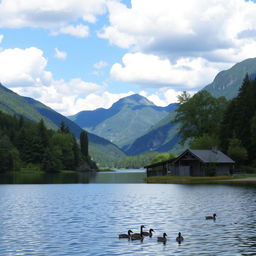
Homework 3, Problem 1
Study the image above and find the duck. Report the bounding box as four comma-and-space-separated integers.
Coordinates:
119, 229, 133, 239
176, 232, 184, 243
205, 213, 217, 220
131, 225, 145, 241
142, 228, 154, 237
131, 233, 144, 241
157, 232, 167, 242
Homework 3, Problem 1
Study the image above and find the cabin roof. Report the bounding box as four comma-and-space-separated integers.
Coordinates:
144, 149, 235, 168
173, 149, 235, 164
144, 157, 177, 168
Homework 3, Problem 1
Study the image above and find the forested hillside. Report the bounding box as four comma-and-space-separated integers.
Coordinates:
173, 75, 256, 167
0, 111, 96, 172
0, 83, 126, 168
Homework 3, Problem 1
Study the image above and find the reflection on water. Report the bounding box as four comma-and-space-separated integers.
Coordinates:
0, 183, 255, 255
0, 169, 146, 184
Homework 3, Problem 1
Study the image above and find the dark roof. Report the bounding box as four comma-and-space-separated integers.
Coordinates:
174, 149, 235, 164
144, 157, 177, 168
144, 149, 235, 169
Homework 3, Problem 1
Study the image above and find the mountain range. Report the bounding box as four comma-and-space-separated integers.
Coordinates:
70, 57, 256, 156
1, 57, 256, 167
0, 84, 125, 167
69, 94, 176, 150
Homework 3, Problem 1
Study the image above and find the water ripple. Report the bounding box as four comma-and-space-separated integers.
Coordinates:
0, 184, 256, 255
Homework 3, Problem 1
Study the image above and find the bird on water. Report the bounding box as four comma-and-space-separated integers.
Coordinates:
118, 230, 133, 239
205, 213, 217, 220
176, 232, 184, 243
157, 233, 167, 243
131, 225, 145, 241
142, 228, 154, 237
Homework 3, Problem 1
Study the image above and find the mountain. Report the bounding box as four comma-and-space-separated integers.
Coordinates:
0, 83, 125, 167
204, 58, 256, 99
0, 83, 57, 129
69, 94, 177, 149
126, 58, 256, 155
124, 109, 186, 156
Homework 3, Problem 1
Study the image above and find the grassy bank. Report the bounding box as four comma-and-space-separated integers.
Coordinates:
145, 174, 256, 184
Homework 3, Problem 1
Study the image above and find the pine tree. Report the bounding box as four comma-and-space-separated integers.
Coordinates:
59, 120, 70, 133
80, 131, 88, 158
38, 119, 49, 148
220, 75, 256, 161
72, 137, 80, 168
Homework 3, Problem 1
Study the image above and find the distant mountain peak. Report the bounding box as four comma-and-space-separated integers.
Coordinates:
113, 94, 154, 108
204, 57, 256, 99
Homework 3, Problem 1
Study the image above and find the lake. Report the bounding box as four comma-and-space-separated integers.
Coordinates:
0, 170, 256, 255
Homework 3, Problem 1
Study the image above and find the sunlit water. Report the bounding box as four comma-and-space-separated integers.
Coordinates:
0, 171, 256, 255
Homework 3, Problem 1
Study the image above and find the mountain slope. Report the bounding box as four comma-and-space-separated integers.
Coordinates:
69, 94, 176, 148
0, 83, 56, 129
0, 84, 126, 167
24, 97, 126, 167
204, 58, 256, 99
125, 110, 185, 155
129, 58, 256, 156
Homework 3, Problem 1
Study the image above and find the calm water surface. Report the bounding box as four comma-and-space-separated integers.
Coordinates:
0, 171, 256, 255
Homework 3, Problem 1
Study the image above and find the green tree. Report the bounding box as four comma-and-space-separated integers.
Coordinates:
72, 136, 80, 168
52, 133, 78, 170
41, 147, 60, 172
177, 91, 191, 105
227, 138, 248, 163
0, 135, 20, 172
251, 114, 256, 148
219, 75, 256, 161
80, 131, 88, 158
174, 90, 228, 144
150, 153, 176, 164
189, 134, 220, 149
59, 120, 70, 133
38, 119, 49, 148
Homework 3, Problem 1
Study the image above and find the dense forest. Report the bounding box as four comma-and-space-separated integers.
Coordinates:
174, 74, 256, 169
114, 152, 176, 169
0, 111, 97, 172
114, 152, 158, 169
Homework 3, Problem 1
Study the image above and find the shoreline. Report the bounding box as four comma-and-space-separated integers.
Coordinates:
145, 175, 256, 184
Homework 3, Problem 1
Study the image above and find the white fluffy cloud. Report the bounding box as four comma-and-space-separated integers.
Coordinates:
14, 85, 134, 115
102, 0, 256, 58
0, 47, 52, 87
54, 48, 67, 59
66, 91, 134, 113
0, 46, 110, 115
0, 34, 3, 43
111, 52, 228, 88
103, 0, 256, 89
140, 88, 197, 107
53, 24, 90, 38
0, 0, 107, 29
0, 46, 197, 115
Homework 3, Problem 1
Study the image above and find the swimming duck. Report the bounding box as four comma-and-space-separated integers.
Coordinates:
157, 233, 167, 242
176, 232, 184, 243
131, 225, 145, 240
142, 228, 154, 237
205, 213, 217, 220
119, 229, 133, 238
131, 233, 144, 241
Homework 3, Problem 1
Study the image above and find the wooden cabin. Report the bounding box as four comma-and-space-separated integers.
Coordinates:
144, 158, 177, 177
145, 149, 235, 177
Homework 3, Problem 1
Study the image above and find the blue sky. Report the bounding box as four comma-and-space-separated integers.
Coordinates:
1, 0, 256, 115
